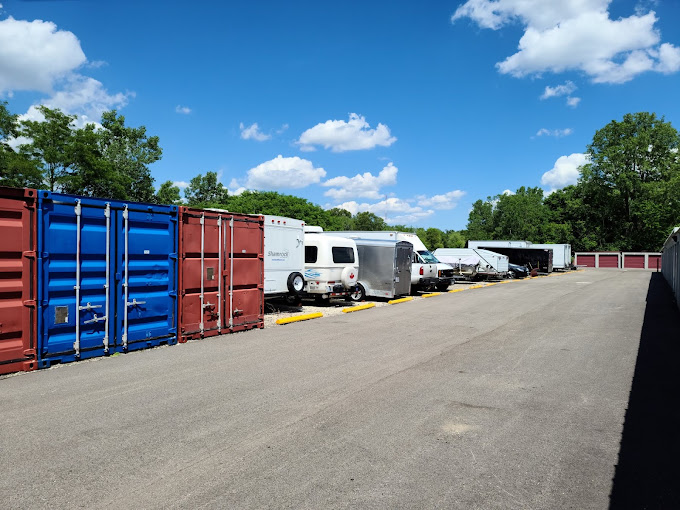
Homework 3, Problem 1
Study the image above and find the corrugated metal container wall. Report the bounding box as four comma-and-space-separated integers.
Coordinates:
37, 191, 178, 367
0, 187, 38, 374
178, 208, 264, 341
661, 228, 680, 308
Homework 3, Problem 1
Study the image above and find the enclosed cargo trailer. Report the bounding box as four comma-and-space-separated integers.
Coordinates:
468, 245, 553, 273
178, 208, 264, 342
37, 191, 178, 367
0, 187, 38, 374
263, 215, 305, 299
531, 244, 572, 270
345, 239, 412, 301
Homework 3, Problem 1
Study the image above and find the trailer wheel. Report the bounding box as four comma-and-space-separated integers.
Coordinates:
287, 272, 305, 294
349, 284, 366, 302
435, 282, 450, 292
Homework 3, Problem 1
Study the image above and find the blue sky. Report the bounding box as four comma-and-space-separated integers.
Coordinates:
1, 0, 679, 229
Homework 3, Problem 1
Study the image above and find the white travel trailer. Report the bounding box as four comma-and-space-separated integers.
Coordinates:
303, 227, 359, 301
467, 240, 530, 249
263, 215, 305, 299
325, 231, 446, 291
434, 248, 509, 280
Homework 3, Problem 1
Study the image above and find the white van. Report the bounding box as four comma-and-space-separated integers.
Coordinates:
325, 231, 445, 292
303, 227, 359, 301
263, 215, 306, 299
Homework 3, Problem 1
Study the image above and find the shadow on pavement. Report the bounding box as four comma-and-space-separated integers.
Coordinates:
609, 273, 680, 509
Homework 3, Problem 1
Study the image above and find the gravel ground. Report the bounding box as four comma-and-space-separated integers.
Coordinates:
263, 280, 495, 328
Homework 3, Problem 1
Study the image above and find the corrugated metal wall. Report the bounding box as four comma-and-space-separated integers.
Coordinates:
661, 228, 680, 309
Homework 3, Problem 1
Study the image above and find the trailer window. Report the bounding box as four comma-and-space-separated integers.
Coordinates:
332, 247, 355, 263
305, 246, 318, 263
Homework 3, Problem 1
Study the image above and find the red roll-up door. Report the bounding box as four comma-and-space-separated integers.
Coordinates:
599, 254, 619, 268
623, 255, 645, 268
576, 254, 596, 267
647, 255, 661, 270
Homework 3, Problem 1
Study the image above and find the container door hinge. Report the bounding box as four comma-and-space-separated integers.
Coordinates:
168, 291, 177, 297
23, 251, 36, 259
23, 300, 36, 308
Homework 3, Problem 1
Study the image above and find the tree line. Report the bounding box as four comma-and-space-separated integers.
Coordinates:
2, 100, 679, 251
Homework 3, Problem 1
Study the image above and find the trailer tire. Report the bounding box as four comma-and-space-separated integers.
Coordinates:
287, 272, 305, 294
436, 282, 450, 292
349, 284, 366, 302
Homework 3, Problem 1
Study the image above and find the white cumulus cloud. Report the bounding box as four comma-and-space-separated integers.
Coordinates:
0, 16, 86, 94
334, 197, 434, 225
452, 1, 680, 84
322, 162, 398, 201
541, 153, 589, 191
175, 105, 191, 114
416, 190, 466, 210
297, 113, 396, 152
566, 96, 581, 107
245, 155, 326, 190
240, 122, 271, 141
540, 81, 577, 99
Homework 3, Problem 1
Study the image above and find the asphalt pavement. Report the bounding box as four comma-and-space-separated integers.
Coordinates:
1, 270, 674, 509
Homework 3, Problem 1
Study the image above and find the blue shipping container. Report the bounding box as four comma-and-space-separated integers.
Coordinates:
37, 191, 178, 367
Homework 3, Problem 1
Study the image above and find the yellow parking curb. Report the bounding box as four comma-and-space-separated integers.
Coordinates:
448, 288, 466, 293
388, 296, 413, 304
342, 303, 376, 313
276, 312, 323, 325
484, 282, 498, 287
468, 285, 483, 289
421, 292, 441, 298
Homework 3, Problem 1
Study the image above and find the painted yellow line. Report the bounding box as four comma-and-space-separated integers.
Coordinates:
342, 303, 376, 313
275, 312, 323, 325
468, 285, 483, 289
484, 282, 499, 287
448, 288, 466, 293
421, 292, 441, 298
388, 296, 413, 304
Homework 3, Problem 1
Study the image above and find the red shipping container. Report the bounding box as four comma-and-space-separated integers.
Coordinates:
0, 187, 38, 374
178, 208, 264, 341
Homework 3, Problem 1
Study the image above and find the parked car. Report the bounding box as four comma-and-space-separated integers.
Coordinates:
507, 262, 529, 279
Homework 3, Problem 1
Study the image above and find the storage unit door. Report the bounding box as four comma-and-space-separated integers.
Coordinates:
0, 188, 38, 374
648, 255, 661, 270
38, 197, 113, 366
225, 215, 264, 332
178, 209, 222, 341
599, 254, 619, 268
117, 205, 177, 351
623, 255, 645, 269
576, 254, 596, 267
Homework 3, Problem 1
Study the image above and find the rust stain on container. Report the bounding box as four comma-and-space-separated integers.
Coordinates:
178, 208, 264, 341
0, 187, 38, 374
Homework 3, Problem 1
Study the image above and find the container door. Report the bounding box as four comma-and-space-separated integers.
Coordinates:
178, 210, 222, 340
0, 189, 37, 374
577, 254, 596, 267
117, 205, 177, 351
394, 244, 412, 296
38, 198, 112, 366
225, 216, 263, 331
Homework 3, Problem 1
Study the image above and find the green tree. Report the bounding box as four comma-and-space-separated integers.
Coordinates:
581, 112, 680, 250
0, 101, 42, 188
98, 110, 161, 202
155, 180, 182, 205
184, 171, 228, 206
353, 211, 387, 231
19, 105, 76, 190
325, 207, 354, 230
465, 199, 494, 240
444, 230, 466, 248
492, 187, 548, 241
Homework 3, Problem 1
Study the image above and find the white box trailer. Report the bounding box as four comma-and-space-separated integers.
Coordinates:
467, 240, 530, 249
346, 239, 412, 301
434, 248, 509, 279
530, 244, 572, 270
325, 231, 445, 291
263, 215, 305, 298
